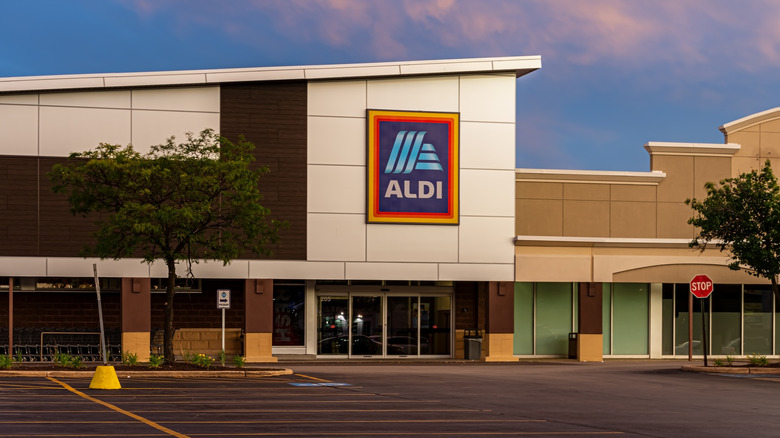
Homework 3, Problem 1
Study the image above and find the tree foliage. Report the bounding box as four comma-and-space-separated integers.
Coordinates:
49, 129, 283, 363
687, 160, 780, 297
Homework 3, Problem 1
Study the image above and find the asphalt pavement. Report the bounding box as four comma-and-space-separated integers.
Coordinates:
0, 360, 777, 438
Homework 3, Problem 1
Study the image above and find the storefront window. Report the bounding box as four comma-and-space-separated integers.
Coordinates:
535, 283, 573, 355
612, 283, 648, 355
272, 283, 305, 346
662, 284, 674, 355
513, 283, 534, 355
776, 293, 780, 355
674, 284, 703, 355
744, 286, 773, 355
9, 277, 120, 292
602, 283, 611, 355
711, 284, 741, 355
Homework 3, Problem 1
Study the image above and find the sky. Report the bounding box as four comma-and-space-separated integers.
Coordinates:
2, 0, 779, 171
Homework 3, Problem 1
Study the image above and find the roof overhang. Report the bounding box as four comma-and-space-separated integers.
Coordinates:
719, 107, 780, 135
0, 55, 542, 94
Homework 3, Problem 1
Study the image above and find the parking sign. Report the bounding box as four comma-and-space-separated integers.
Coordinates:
217, 289, 231, 309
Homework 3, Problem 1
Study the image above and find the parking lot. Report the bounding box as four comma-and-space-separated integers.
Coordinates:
0, 361, 779, 437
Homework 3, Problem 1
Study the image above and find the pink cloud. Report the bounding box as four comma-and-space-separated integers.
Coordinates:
115, 0, 780, 77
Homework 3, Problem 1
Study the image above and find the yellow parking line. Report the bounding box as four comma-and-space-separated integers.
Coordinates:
294, 373, 332, 382
47, 377, 190, 438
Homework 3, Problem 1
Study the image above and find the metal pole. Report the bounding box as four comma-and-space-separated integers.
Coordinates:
221, 308, 226, 353
688, 292, 693, 361
8, 277, 13, 358
93, 264, 108, 365
701, 297, 708, 367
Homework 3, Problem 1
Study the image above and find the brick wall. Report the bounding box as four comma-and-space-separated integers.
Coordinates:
220, 81, 307, 260
149, 279, 247, 331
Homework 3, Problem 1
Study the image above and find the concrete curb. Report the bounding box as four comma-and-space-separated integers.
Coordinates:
681, 365, 780, 374
0, 368, 293, 378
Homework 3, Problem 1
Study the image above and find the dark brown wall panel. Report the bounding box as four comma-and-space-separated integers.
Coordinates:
487, 282, 515, 334
578, 282, 603, 334
38, 157, 100, 257
0, 157, 39, 256
455, 281, 485, 331
220, 82, 307, 260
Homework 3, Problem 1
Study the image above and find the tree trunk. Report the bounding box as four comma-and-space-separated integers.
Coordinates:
772, 276, 780, 301
163, 258, 177, 364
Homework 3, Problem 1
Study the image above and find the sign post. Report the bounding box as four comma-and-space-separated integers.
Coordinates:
217, 289, 231, 354
690, 275, 714, 367
89, 264, 121, 389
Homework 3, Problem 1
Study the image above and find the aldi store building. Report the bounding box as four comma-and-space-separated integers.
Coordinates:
0, 55, 777, 362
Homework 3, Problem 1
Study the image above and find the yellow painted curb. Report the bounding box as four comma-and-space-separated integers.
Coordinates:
89, 365, 122, 390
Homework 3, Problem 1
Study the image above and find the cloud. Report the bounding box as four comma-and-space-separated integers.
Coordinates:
113, 0, 780, 83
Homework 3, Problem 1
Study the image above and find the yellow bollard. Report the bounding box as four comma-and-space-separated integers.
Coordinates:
89, 365, 121, 390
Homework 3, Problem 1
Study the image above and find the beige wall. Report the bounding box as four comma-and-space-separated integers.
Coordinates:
515, 244, 766, 284
514, 107, 780, 284
516, 175, 662, 239
722, 108, 780, 177
516, 143, 738, 241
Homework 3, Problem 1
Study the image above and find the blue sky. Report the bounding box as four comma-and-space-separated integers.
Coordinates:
2, 0, 778, 171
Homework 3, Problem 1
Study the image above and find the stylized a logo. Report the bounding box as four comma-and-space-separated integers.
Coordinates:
384, 131, 443, 174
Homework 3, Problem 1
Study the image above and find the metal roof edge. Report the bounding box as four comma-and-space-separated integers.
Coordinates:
0, 55, 542, 93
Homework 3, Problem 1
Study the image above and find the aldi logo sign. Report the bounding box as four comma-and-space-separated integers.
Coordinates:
367, 109, 459, 224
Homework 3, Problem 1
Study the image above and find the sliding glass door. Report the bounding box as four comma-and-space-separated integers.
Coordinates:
317, 292, 451, 358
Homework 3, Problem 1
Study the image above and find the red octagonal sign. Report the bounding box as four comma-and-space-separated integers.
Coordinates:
690, 274, 714, 298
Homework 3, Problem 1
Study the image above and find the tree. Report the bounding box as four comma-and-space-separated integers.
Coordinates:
687, 160, 780, 298
49, 129, 283, 364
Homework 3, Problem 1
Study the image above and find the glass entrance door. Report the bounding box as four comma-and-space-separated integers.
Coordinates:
317, 291, 451, 357
317, 296, 349, 355
387, 296, 418, 355
351, 296, 383, 356
420, 295, 451, 355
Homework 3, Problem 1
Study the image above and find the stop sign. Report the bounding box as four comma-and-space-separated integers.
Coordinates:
690, 274, 714, 298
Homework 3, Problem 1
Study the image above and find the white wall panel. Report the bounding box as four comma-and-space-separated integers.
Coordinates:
367, 76, 459, 112
182, 260, 249, 278
307, 165, 364, 213
460, 122, 515, 170
40, 106, 131, 156
308, 213, 366, 261
345, 262, 439, 281
46, 258, 151, 278
460, 74, 515, 123
0, 257, 47, 276
131, 110, 219, 152
40, 90, 130, 109
308, 80, 366, 117
366, 224, 458, 262
459, 169, 515, 217
438, 263, 514, 281
0, 104, 38, 156
132, 86, 220, 112
250, 260, 346, 280
308, 116, 365, 165
458, 216, 515, 263
0, 95, 37, 105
